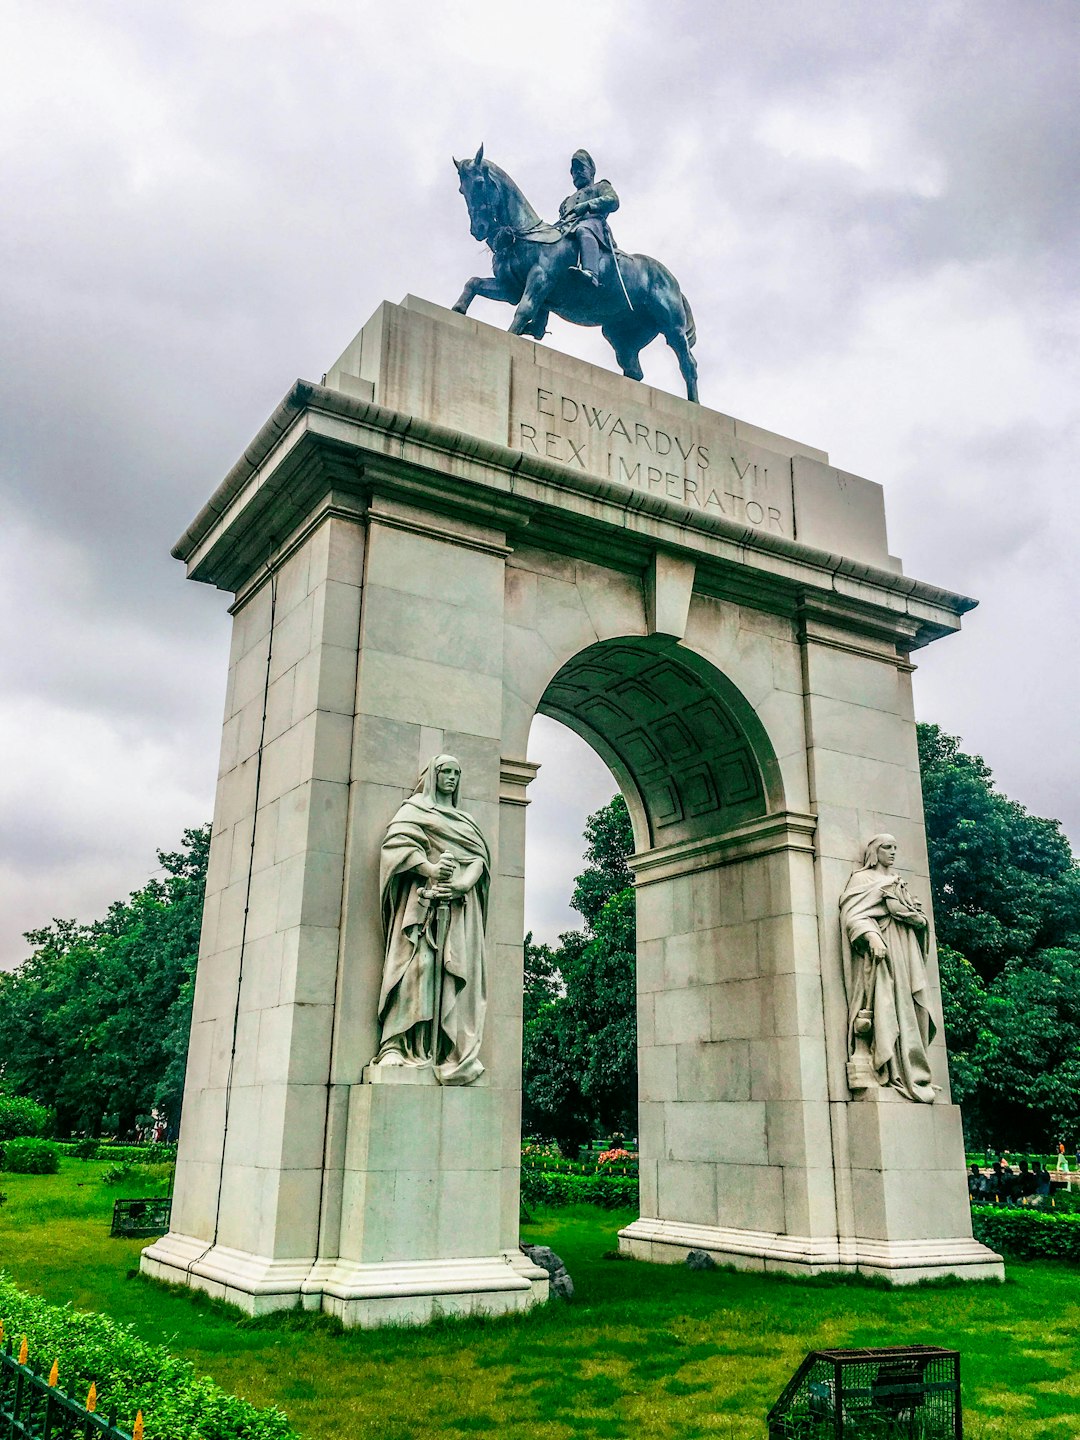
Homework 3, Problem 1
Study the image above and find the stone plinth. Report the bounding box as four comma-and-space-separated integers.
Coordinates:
147, 296, 1000, 1322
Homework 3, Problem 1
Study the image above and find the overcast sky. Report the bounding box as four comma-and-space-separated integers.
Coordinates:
1, 0, 1077, 966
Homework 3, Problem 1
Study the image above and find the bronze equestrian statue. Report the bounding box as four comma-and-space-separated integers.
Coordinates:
452, 146, 699, 403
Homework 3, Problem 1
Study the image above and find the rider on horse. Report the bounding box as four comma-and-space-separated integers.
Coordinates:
556, 150, 619, 287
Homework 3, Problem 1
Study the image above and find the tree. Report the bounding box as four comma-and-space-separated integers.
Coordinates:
974, 948, 1080, 1146
0, 826, 208, 1137
522, 931, 562, 1027
522, 795, 637, 1151
918, 723, 1080, 983
570, 794, 634, 929
918, 724, 1080, 1146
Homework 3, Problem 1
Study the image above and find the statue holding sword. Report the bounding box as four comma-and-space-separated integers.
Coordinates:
372, 755, 491, 1085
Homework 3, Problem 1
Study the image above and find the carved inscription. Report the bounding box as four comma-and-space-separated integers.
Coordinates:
514, 385, 788, 534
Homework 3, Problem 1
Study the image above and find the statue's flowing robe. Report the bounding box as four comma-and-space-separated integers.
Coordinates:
839, 869, 936, 1103
377, 791, 490, 1085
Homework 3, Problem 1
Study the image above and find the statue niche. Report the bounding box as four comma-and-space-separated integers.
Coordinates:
371, 755, 491, 1086
840, 834, 938, 1103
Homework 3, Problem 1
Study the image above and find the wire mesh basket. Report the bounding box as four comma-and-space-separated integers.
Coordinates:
767, 1346, 961, 1439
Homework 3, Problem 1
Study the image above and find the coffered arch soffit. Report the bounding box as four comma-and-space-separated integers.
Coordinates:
536, 637, 784, 850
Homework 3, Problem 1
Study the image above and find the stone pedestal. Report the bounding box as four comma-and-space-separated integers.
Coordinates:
146, 296, 1001, 1322
303, 1071, 544, 1325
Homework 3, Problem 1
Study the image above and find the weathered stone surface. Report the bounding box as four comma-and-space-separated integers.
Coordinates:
150, 297, 999, 1325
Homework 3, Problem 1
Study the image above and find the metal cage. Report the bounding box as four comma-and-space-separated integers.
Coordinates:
109, 1197, 172, 1239
767, 1346, 962, 1440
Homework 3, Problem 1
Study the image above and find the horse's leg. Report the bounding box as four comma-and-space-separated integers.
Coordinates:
652, 285, 699, 402
452, 275, 518, 315
666, 323, 699, 403
602, 323, 648, 383
508, 255, 559, 336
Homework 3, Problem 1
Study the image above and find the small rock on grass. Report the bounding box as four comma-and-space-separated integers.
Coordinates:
521, 1243, 575, 1300
685, 1249, 717, 1271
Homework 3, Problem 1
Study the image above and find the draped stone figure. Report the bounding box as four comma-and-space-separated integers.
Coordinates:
839, 834, 938, 1103
372, 755, 491, 1085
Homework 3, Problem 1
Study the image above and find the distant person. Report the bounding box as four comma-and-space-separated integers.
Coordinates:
990, 1161, 1006, 1203
1057, 1143, 1069, 1172
1019, 1159, 1036, 1200
1035, 1162, 1052, 1201
968, 1164, 988, 1202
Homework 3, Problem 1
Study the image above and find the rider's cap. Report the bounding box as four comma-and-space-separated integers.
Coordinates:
571, 149, 595, 171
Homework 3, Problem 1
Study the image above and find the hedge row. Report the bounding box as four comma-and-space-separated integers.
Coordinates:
0, 1138, 60, 1174
971, 1205, 1080, 1262
55, 1141, 177, 1164
0, 1276, 297, 1440
521, 1169, 638, 1210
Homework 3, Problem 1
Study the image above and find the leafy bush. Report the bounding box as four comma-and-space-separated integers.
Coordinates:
0, 1275, 297, 1439
101, 1162, 135, 1186
521, 1168, 637, 1210
972, 1205, 1080, 1261
1, 1139, 60, 1174
71, 1138, 100, 1160
0, 1095, 55, 1141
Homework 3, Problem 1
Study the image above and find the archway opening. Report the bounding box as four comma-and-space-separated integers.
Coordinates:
520, 636, 783, 1172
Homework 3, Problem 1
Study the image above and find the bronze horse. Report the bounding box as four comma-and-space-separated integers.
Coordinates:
452, 147, 699, 403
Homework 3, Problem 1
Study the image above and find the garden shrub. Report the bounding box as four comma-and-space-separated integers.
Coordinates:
521, 1168, 637, 1210
1, 1139, 61, 1174
0, 1095, 54, 1141
971, 1205, 1080, 1261
0, 1275, 297, 1440
71, 1138, 101, 1160
55, 1141, 177, 1165
101, 1162, 136, 1186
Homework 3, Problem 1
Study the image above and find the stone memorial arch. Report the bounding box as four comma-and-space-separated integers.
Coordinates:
142, 297, 1002, 1324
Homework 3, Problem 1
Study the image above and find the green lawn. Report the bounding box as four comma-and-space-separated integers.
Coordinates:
1, 1159, 1078, 1438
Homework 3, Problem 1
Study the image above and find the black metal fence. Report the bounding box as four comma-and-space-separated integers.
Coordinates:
768, 1346, 962, 1439
109, 1197, 171, 1239
0, 1341, 133, 1439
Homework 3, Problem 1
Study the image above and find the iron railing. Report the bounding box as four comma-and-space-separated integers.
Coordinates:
0, 1341, 132, 1439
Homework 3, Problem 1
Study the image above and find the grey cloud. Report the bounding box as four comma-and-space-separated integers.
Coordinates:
0, 0, 1077, 967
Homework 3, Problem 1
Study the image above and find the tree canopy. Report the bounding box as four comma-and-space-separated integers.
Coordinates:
0, 827, 208, 1137
918, 723, 1080, 982
919, 725, 1080, 1144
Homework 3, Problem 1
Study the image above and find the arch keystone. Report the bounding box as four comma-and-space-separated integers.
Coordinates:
646, 552, 695, 640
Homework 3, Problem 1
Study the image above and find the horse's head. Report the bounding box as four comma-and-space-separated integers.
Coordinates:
453, 144, 500, 244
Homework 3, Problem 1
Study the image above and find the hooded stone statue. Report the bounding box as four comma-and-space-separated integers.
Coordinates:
839, 834, 937, 1103
372, 755, 491, 1085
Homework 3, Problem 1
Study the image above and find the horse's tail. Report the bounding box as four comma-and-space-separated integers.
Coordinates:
683, 295, 697, 349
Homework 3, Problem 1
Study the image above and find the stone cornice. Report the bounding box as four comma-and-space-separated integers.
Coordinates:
173, 380, 976, 647
628, 810, 817, 886
499, 759, 541, 807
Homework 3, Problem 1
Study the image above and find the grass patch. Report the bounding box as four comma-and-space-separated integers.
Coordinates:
1, 1163, 1078, 1437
